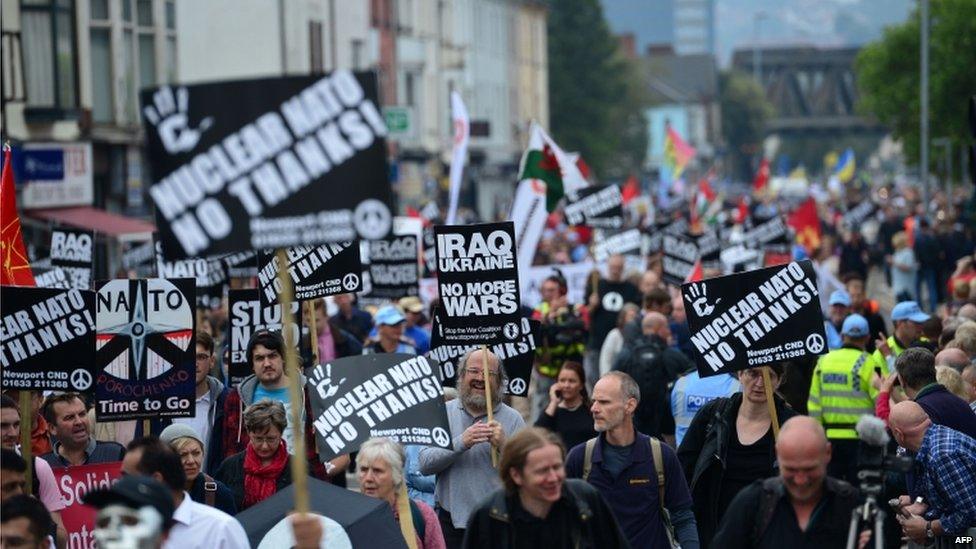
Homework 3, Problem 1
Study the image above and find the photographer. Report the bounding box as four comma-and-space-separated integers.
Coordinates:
889, 401, 976, 545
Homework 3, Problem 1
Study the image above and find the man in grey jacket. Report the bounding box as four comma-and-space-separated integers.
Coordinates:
418, 349, 525, 549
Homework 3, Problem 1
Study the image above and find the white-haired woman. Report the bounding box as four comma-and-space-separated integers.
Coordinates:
357, 438, 446, 549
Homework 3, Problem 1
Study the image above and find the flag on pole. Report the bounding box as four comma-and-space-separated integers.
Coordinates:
752, 158, 770, 191
1, 146, 36, 286
445, 91, 469, 225
833, 148, 856, 184
735, 196, 749, 225
788, 197, 822, 255
685, 259, 703, 283
663, 125, 695, 181
621, 175, 640, 205
517, 122, 588, 212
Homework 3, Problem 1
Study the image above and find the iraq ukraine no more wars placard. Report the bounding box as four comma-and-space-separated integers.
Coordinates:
434, 222, 521, 345
682, 260, 827, 377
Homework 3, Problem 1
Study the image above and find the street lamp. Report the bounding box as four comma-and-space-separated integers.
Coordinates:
753, 11, 768, 87
920, 0, 930, 214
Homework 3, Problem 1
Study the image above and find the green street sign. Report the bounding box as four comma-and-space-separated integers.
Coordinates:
383, 107, 411, 135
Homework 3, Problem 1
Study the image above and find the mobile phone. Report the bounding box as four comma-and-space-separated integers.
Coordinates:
555, 389, 563, 400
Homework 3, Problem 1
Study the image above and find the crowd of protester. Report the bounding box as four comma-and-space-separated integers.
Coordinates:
3, 188, 976, 549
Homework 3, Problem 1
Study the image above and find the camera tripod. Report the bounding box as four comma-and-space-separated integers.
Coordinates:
846, 492, 886, 549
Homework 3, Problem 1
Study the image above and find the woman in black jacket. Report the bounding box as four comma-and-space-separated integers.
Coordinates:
676, 364, 796, 548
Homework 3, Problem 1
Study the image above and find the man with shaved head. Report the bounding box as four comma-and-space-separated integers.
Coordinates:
935, 347, 971, 373
889, 401, 976, 544
712, 416, 862, 547
612, 311, 694, 445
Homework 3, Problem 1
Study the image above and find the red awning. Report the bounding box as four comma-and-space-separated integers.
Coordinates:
27, 206, 156, 238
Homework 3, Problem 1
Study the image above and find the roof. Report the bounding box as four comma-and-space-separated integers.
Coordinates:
640, 53, 718, 104
27, 206, 156, 239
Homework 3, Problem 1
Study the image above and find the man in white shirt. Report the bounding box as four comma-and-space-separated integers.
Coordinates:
121, 437, 249, 549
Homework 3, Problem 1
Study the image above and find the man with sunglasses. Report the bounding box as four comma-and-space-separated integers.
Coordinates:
418, 349, 525, 549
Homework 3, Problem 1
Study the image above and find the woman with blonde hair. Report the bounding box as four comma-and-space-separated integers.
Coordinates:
936, 366, 969, 400
159, 423, 237, 515
890, 231, 918, 302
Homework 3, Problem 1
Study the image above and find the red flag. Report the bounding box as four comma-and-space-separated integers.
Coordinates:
685, 259, 703, 283
621, 175, 640, 205
1, 147, 35, 286
752, 159, 770, 191
405, 205, 422, 218
576, 157, 592, 181
735, 197, 749, 225
788, 198, 822, 254
698, 178, 717, 202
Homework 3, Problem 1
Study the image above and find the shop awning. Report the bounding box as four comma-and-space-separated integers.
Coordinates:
27, 206, 156, 240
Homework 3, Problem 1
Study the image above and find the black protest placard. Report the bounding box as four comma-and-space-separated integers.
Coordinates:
564, 185, 623, 229
421, 226, 436, 278
434, 222, 520, 345
257, 243, 362, 307
155, 241, 225, 309
50, 228, 93, 290
33, 266, 70, 289
228, 289, 302, 386
223, 251, 258, 279
94, 278, 196, 420
593, 229, 642, 262
682, 260, 827, 377
741, 216, 790, 248
842, 201, 877, 230
663, 233, 699, 285
694, 230, 722, 271
367, 235, 418, 300
427, 313, 539, 396
306, 354, 450, 461
142, 71, 393, 260
120, 240, 157, 277
1, 287, 96, 392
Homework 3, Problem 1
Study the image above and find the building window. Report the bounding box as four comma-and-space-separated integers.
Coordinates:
404, 72, 415, 107
163, 1, 176, 83
351, 38, 364, 71
21, 0, 78, 113
309, 21, 323, 73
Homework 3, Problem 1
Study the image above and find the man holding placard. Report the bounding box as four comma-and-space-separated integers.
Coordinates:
418, 349, 524, 549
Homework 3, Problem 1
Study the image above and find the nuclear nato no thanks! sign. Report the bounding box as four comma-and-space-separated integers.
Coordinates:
681, 260, 828, 377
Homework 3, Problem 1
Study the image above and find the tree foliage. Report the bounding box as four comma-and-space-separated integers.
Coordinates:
855, 0, 976, 167
547, 0, 647, 179
719, 70, 774, 181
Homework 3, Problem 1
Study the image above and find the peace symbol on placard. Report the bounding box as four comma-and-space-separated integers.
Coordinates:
805, 334, 825, 354
70, 369, 92, 391
508, 378, 527, 395
431, 427, 450, 447
342, 273, 360, 291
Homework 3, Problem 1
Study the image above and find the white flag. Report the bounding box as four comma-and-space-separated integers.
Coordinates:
445, 92, 470, 225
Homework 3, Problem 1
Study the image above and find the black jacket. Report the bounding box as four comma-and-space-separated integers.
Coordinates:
676, 393, 797, 547
213, 451, 294, 511
613, 334, 694, 438
462, 479, 630, 549
187, 470, 237, 516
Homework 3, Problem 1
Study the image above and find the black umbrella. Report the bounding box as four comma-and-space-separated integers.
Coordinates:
236, 477, 407, 549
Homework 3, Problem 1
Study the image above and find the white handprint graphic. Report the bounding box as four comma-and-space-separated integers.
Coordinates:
143, 86, 213, 155
310, 362, 346, 400
686, 283, 721, 317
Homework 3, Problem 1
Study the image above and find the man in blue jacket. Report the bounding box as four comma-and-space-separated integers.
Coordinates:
172, 331, 227, 473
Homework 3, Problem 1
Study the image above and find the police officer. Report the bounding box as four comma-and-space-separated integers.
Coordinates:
807, 314, 883, 485
871, 301, 930, 375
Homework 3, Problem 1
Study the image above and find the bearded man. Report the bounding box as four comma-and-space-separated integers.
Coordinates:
418, 349, 525, 549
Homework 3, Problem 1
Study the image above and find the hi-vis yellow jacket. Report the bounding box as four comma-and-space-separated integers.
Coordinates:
808, 346, 882, 439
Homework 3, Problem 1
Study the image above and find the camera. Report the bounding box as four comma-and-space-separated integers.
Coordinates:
855, 416, 913, 497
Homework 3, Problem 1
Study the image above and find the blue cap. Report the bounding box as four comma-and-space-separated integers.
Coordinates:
841, 314, 870, 337
829, 290, 851, 307
374, 305, 406, 326
891, 301, 930, 323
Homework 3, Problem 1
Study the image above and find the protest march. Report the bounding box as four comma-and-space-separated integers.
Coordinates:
2, 2, 976, 548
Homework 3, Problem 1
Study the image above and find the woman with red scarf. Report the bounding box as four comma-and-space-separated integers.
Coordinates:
214, 400, 294, 511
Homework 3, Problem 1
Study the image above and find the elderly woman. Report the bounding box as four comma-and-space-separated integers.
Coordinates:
159, 424, 237, 515
215, 400, 293, 511
356, 438, 445, 549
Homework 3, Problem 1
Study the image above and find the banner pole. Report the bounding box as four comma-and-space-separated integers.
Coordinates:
276, 248, 310, 513
761, 367, 780, 439
307, 301, 319, 365
143, 419, 151, 437
481, 345, 497, 468
19, 392, 33, 496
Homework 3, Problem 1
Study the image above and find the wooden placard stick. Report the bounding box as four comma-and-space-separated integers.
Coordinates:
276, 248, 310, 513
19, 392, 33, 495
481, 345, 498, 468
306, 301, 319, 365
761, 366, 781, 439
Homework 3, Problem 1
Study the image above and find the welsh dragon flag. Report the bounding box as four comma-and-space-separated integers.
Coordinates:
517, 123, 589, 212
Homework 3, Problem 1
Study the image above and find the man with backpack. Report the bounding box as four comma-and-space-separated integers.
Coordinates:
613, 312, 694, 446
565, 371, 699, 548
711, 416, 868, 548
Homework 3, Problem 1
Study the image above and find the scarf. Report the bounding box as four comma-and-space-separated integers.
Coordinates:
243, 440, 288, 508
